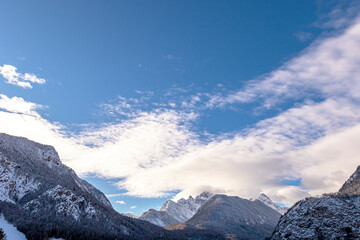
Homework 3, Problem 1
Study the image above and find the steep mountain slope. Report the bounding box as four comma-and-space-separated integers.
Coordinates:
0, 133, 224, 240
140, 192, 212, 226
339, 165, 360, 195
140, 209, 179, 227
255, 194, 288, 215
169, 194, 281, 240
269, 165, 360, 240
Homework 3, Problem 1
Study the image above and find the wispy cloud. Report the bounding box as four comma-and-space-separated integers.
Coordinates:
0, 64, 46, 88
207, 15, 360, 109
130, 206, 136, 209
116, 200, 126, 205
293, 31, 312, 42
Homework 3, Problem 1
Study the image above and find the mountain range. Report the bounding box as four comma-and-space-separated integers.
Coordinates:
167, 194, 281, 240
1, 133, 360, 240
139, 191, 287, 231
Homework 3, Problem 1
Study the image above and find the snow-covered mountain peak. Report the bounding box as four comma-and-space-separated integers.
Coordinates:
141, 191, 213, 226
255, 193, 288, 215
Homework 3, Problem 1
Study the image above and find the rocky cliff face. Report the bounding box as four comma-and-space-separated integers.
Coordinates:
269, 195, 360, 240
169, 194, 281, 240
270, 165, 360, 240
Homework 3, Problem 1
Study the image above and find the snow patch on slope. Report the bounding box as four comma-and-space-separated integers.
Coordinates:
0, 214, 27, 240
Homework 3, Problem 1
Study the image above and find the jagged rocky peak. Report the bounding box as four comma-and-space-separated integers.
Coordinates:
255, 193, 288, 215
140, 191, 213, 226
161, 191, 213, 220
338, 165, 360, 195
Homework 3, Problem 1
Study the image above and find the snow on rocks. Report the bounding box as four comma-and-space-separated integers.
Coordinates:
0, 214, 27, 240
140, 191, 213, 226
0, 153, 40, 203
24, 185, 96, 220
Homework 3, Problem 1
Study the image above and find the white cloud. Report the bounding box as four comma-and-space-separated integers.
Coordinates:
116, 200, 126, 205
0, 64, 45, 88
130, 206, 136, 209
0, 94, 43, 116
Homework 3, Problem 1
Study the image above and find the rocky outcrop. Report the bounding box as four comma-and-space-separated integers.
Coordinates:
270, 165, 360, 240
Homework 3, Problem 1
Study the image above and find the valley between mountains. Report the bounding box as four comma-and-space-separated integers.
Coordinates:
1, 133, 360, 240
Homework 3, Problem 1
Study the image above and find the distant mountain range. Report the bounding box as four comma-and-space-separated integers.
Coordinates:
1, 133, 359, 240
139, 191, 287, 240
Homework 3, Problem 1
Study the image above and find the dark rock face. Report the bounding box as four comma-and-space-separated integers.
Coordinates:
0, 133, 224, 240
169, 194, 281, 240
270, 165, 360, 240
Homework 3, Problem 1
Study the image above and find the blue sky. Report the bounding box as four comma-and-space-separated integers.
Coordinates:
1, 1, 360, 216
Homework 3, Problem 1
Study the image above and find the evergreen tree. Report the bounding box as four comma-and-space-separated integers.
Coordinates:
0, 228, 6, 240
